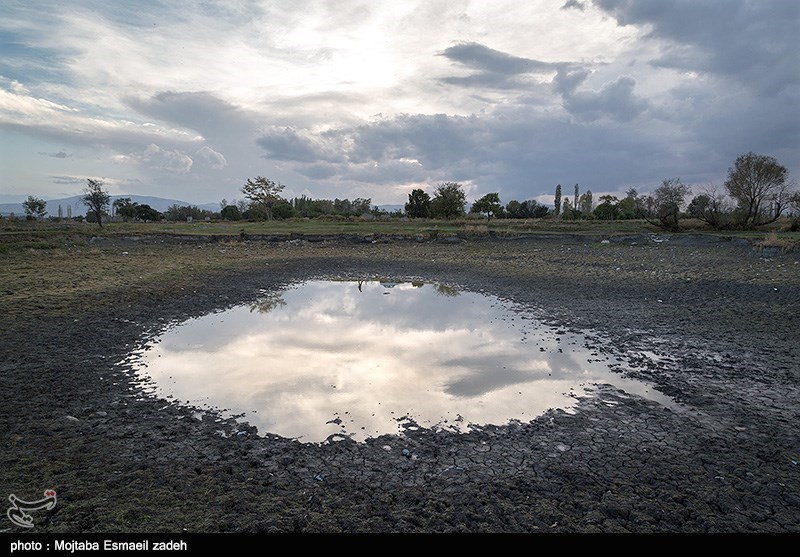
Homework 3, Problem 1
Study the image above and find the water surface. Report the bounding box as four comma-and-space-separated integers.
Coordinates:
133, 280, 672, 442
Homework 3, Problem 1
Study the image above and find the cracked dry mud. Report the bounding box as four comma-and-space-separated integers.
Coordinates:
1, 236, 798, 533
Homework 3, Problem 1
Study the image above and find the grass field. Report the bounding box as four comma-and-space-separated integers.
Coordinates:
1, 216, 796, 332
2, 215, 798, 244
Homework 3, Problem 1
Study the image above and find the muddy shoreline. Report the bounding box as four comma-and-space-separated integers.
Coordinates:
2, 237, 798, 532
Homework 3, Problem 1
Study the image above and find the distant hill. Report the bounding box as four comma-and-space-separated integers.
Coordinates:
0, 195, 219, 217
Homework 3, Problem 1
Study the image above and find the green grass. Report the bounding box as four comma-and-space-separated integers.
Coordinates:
2, 216, 798, 243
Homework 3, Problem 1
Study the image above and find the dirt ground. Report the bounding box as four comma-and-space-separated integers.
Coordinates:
1, 234, 798, 533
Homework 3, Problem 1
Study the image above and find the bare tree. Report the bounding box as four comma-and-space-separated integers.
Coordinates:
687, 184, 735, 229
790, 191, 800, 231
82, 179, 110, 228
634, 178, 691, 232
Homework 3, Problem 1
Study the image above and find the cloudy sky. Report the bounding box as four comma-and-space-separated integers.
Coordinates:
1, 0, 798, 206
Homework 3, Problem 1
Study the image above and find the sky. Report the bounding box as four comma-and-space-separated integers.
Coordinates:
1, 0, 798, 207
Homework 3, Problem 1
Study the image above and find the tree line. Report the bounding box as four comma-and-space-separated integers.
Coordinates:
13, 152, 798, 230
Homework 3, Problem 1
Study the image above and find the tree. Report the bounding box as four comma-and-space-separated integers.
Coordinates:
554, 184, 562, 216
724, 152, 790, 227
573, 184, 579, 211
527, 200, 550, 218
164, 204, 213, 221
351, 198, 372, 215
241, 176, 286, 221
470, 193, 503, 221
618, 189, 639, 219
135, 204, 161, 222
113, 197, 138, 219
429, 182, 466, 218
789, 192, 800, 231
593, 195, 619, 220
220, 205, 242, 221
272, 201, 294, 220
686, 185, 734, 229
505, 199, 549, 219
405, 189, 431, 218
82, 179, 110, 228
634, 178, 691, 232
22, 195, 47, 220
579, 190, 593, 216
561, 198, 572, 220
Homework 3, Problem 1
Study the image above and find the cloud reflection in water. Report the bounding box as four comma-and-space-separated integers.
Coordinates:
136, 280, 669, 442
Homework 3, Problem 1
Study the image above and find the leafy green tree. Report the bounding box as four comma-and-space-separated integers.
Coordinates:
593, 195, 619, 220
82, 178, 110, 228
528, 200, 550, 218
505, 200, 522, 218
430, 182, 466, 218
220, 205, 242, 220
618, 190, 638, 219
272, 201, 295, 220
579, 190, 593, 215
724, 152, 791, 227
470, 192, 503, 221
506, 199, 549, 219
405, 188, 431, 218
561, 198, 572, 220
164, 204, 213, 221
113, 197, 138, 219
351, 198, 372, 215
22, 195, 47, 220
135, 204, 161, 221
574, 184, 579, 211
241, 176, 286, 221
554, 184, 562, 216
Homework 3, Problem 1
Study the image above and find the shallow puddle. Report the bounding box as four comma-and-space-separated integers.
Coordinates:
132, 280, 673, 442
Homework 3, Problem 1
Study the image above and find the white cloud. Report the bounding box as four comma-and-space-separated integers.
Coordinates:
196, 146, 227, 170
114, 143, 193, 174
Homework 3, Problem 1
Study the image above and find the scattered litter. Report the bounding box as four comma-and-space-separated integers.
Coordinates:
402, 448, 411, 458
314, 474, 323, 482
236, 431, 248, 437
382, 445, 392, 452
64, 415, 80, 422
121, 252, 129, 255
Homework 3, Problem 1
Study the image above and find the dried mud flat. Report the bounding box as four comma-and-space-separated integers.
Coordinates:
1, 235, 798, 533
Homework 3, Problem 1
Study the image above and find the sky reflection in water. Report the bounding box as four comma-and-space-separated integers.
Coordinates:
135, 280, 671, 442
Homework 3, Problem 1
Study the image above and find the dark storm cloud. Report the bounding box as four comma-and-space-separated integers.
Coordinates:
593, 0, 800, 93
440, 42, 556, 75
256, 127, 343, 164
562, 76, 648, 122
283, 109, 677, 200
592, 0, 799, 178
439, 42, 566, 90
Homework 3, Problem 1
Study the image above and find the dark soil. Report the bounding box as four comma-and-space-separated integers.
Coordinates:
1, 235, 798, 533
